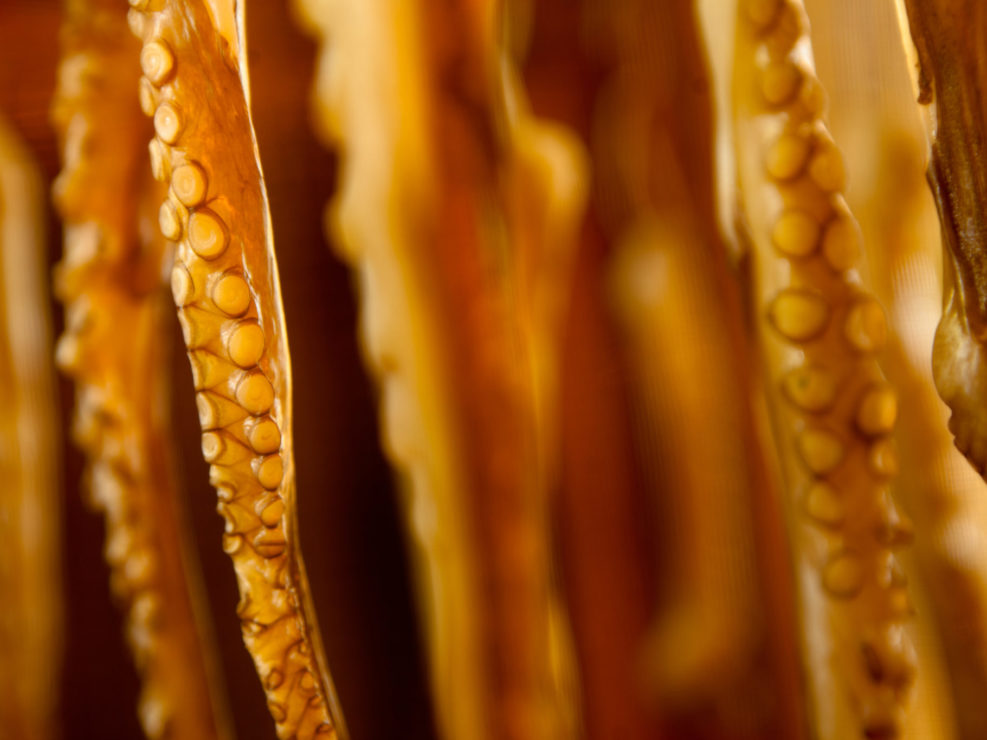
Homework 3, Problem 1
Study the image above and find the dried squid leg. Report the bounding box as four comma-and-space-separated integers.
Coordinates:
512, 1, 804, 736
591, 4, 794, 735
897, 0, 987, 475
716, 0, 916, 736
609, 215, 802, 737
0, 113, 61, 740
805, 2, 977, 736
51, 3, 231, 738
292, 0, 585, 737
125, 1, 345, 737
498, 8, 588, 736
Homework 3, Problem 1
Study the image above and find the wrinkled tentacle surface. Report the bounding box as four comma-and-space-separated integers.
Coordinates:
892, 2, 987, 734
725, 0, 916, 736
126, 1, 346, 737
0, 112, 61, 740
51, 2, 230, 737
899, 2, 987, 470
808, 2, 978, 735
293, 0, 585, 737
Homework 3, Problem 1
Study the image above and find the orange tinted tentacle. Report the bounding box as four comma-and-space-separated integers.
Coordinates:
127, 1, 346, 737
52, 2, 232, 737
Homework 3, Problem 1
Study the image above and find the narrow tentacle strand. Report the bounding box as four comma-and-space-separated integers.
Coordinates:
0, 112, 62, 740
896, 0, 987, 475
51, 2, 233, 738
593, 4, 793, 733
127, 1, 346, 737
721, 0, 917, 735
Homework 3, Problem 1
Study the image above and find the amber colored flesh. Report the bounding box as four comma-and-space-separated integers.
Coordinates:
128, 0, 346, 737
51, 2, 231, 738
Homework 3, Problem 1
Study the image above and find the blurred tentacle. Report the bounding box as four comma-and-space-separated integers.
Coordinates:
0, 112, 62, 740
292, 0, 587, 737
125, 1, 346, 737
51, 2, 233, 738
594, 3, 803, 737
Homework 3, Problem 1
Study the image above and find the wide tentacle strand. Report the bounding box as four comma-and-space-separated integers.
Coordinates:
50, 2, 231, 738
294, 3, 486, 734
126, 1, 346, 737
292, 0, 586, 737
0, 113, 62, 740
719, 0, 916, 736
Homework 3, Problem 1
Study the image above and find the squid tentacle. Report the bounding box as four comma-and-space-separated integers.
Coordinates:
726, 0, 916, 736
292, 0, 587, 737
51, 2, 232, 738
0, 113, 62, 740
897, 1, 987, 472
127, 1, 346, 737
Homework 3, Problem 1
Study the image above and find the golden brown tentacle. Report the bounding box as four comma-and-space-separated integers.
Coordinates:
299, 5, 488, 731
896, 2, 987, 471
293, 0, 586, 737
591, 5, 772, 729
514, 2, 805, 736
609, 216, 782, 726
0, 112, 62, 740
50, 3, 232, 738
718, 0, 916, 736
811, 1, 987, 735
576, 2, 795, 733
126, 1, 346, 737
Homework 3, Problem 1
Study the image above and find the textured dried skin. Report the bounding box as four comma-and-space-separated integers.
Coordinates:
721, 1, 916, 736
126, 1, 346, 738
896, 0, 987, 473
0, 114, 62, 740
292, 0, 584, 738
811, 1, 986, 735
50, 3, 231, 738
839, 128, 962, 740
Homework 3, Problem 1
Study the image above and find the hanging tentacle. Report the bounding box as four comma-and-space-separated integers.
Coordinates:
125, 1, 346, 737
594, 4, 797, 735
292, 0, 587, 737
51, 3, 232, 738
806, 2, 974, 736
714, 0, 917, 736
0, 112, 62, 740
896, 0, 987, 476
